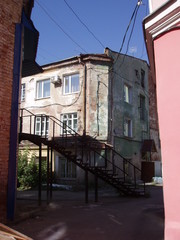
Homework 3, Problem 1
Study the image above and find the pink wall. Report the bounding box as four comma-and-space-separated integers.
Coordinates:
149, 0, 167, 13
154, 28, 180, 239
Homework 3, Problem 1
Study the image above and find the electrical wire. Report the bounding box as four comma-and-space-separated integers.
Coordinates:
35, 0, 87, 54
114, 2, 139, 64
117, 4, 140, 69
63, 0, 105, 49
141, 0, 148, 59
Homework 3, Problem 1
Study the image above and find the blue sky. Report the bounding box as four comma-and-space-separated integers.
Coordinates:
31, 0, 149, 66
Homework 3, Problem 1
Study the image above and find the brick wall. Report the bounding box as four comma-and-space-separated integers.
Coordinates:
0, 0, 23, 223
148, 71, 161, 161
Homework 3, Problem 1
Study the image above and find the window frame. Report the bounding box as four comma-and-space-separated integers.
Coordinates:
124, 118, 133, 138
141, 69, 145, 88
63, 73, 80, 95
61, 112, 78, 134
124, 84, 132, 104
35, 116, 49, 137
21, 83, 25, 102
36, 79, 50, 99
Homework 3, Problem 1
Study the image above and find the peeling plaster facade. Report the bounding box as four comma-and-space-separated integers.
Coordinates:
105, 48, 161, 174
20, 51, 161, 184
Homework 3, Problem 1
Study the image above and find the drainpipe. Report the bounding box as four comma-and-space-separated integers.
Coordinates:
78, 56, 87, 136
83, 64, 87, 136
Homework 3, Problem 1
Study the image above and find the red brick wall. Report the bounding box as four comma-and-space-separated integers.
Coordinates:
0, 0, 23, 223
148, 70, 161, 161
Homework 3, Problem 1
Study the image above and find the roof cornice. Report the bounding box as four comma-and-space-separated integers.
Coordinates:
144, 0, 180, 39
42, 54, 112, 71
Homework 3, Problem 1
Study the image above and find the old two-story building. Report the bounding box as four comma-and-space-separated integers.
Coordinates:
20, 48, 161, 186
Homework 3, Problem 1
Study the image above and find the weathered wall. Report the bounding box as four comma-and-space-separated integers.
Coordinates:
21, 58, 110, 183
86, 62, 109, 139
21, 60, 110, 140
148, 71, 161, 162
106, 49, 150, 167
0, 0, 23, 223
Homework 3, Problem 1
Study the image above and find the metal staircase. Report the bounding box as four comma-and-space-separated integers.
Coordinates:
19, 108, 146, 197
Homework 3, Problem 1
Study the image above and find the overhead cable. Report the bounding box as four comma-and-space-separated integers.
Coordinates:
117, 4, 140, 68
35, 0, 87, 54
64, 0, 105, 49
114, 0, 142, 64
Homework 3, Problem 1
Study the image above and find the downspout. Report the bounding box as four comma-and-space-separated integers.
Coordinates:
83, 63, 87, 136
78, 56, 87, 135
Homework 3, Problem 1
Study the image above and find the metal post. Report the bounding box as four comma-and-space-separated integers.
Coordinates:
50, 147, 53, 200
34, 116, 36, 135
38, 143, 42, 206
95, 173, 98, 202
85, 170, 88, 203
134, 167, 137, 188
123, 159, 126, 182
30, 115, 32, 135
47, 146, 50, 204
53, 121, 55, 140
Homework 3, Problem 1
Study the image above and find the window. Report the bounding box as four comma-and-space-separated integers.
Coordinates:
61, 113, 78, 134
35, 116, 49, 136
64, 74, 79, 94
140, 95, 146, 120
141, 69, 145, 88
135, 69, 140, 79
36, 79, 50, 99
124, 84, 132, 104
124, 118, 132, 137
94, 150, 106, 167
60, 158, 76, 178
21, 83, 25, 101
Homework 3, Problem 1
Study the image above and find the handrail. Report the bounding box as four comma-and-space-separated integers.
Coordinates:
105, 143, 142, 172
20, 109, 127, 173
19, 108, 145, 189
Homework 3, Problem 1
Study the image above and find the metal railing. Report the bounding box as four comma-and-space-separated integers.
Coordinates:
19, 108, 145, 193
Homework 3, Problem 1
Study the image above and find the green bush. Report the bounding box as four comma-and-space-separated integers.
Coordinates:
18, 149, 47, 190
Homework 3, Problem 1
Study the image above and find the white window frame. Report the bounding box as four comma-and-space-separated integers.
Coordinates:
36, 79, 50, 99
61, 113, 78, 134
35, 116, 49, 136
21, 83, 25, 102
124, 118, 132, 138
63, 73, 80, 95
124, 84, 132, 104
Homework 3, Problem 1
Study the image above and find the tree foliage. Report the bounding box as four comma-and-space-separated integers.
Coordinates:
17, 149, 47, 190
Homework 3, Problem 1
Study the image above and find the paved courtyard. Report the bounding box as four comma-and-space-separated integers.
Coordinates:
9, 185, 164, 240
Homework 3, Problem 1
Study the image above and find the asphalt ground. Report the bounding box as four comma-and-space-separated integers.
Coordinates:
8, 185, 164, 240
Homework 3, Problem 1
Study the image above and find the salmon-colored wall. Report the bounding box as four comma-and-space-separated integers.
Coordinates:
149, 0, 167, 13
154, 29, 180, 239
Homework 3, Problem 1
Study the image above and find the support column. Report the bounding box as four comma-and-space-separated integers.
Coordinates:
95, 173, 98, 202
85, 170, 88, 203
50, 147, 53, 200
47, 146, 50, 204
38, 143, 42, 206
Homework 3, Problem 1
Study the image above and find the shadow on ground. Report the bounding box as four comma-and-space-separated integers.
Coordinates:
8, 186, 164, 240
